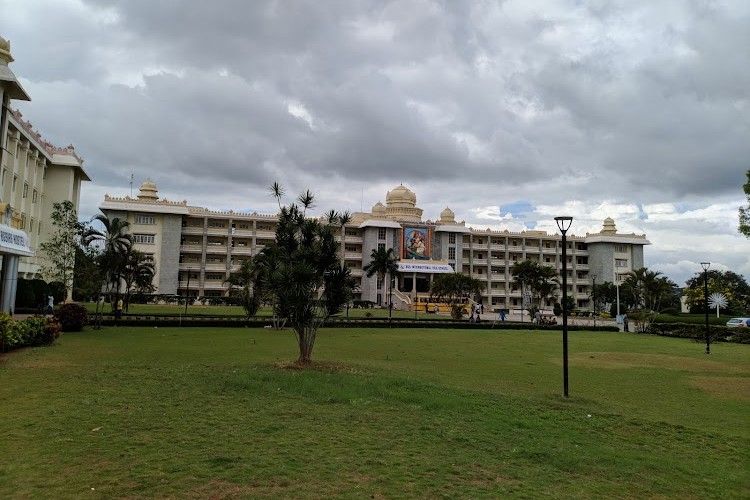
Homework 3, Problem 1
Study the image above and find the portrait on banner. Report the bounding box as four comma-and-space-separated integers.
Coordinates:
403, 227, 429, 260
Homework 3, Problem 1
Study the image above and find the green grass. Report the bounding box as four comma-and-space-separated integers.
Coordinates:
81, 301, 451, 320
1, 327, 749, 498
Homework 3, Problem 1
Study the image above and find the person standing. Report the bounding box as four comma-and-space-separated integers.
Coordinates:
500, 309, 506, 322
623, 313, 629, 332
46, 295, 54, 315
115, 297, 123, 320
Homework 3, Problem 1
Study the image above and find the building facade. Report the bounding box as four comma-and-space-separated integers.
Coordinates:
0, 36, 90, 310
101, 181, 650, 312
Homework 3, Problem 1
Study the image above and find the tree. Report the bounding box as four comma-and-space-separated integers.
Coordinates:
260, 184, 353, 364
739, 169, 750, 237
38, 201, 85, 303
363, 247, 399, 322
226, 257, 261, 317
81, 214, 133, 328
121, 249, 156, 310
510, 260, 559, 315
72, 246, 102, 302
591, 281, 617, 314
429, 272, 484, 319
684, 270, 750, 314
622, 267, 678, 332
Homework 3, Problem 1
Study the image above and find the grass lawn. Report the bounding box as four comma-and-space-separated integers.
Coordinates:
1, 326, 749, 498
80, 302, 450, 320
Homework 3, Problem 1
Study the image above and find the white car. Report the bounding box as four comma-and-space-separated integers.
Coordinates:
725, 318, 750, 328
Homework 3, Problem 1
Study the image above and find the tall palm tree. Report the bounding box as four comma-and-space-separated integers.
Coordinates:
363, 247, 399, 321
338, 210, 352, 268
82, 215, 132, 328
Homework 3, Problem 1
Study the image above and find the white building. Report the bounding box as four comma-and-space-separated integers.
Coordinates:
101, 180, 650, 312
0, 36, 90, 311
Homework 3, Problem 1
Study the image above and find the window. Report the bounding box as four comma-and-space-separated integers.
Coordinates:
208, 221, 225, 228
1, 168, 5, 186
23, 183, 28, 198
12, 175, 17, 191
615, 244, 627, 253
615, 259, 628, 267
258, 224, 274, 231
378, 242, 385, 251
20, 214, 26, 230
30, 218, 34, 232
448, 247, 456, 260
378, 228, 386, 240
136, 215, 156, 225
43, 167, 47, 179
38, 221, 42, 235
376, 278, 383, 289
133, 234, 155, 244
32, 189, 37, 203
206, 273, 224, 280
448, 233, 456, 244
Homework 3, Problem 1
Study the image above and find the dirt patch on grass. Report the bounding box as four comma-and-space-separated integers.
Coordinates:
689, 376, 750, 403
273, 360, 369, 374
570, 352, 749, 374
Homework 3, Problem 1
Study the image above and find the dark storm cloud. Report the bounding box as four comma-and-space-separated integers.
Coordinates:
3, 0, 750, 284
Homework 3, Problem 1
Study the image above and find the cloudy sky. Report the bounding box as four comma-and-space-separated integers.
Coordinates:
3, 0, 749, 286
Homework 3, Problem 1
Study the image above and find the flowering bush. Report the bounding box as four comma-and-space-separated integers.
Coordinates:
0, 315, 63, 352
54, 303, 89, 332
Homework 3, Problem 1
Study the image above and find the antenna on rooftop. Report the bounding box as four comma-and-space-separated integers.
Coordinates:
361, 188, 363, 212
130, 174, 134, 197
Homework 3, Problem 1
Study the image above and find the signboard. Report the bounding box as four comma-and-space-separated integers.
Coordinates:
0, 224, 33, 256
397, 262, 453, 273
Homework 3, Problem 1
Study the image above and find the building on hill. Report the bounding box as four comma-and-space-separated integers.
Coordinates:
0, 35, 90, 311
100, 180, 650, 313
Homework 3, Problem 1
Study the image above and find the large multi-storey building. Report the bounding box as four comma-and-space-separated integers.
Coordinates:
0, 36, 89, 311
101, 180, 650, 312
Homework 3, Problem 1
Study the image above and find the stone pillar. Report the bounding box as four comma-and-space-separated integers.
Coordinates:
1, 254, 19, 314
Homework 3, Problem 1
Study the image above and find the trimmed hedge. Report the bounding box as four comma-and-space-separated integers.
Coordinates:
0, 313, 63, 353
646, 322, 748, 344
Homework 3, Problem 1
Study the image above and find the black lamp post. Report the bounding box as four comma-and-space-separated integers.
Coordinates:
388, 273, 393, 328
592, 274, 597, 328
701, 262, 710, 355
555, 216, 573, 398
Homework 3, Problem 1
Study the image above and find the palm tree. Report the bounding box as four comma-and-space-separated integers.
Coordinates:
338, 210, 352, 268
225, 257, 261, 317
363, 247, 399, 322
122, 250, 156, 310
81, 215, 132, 328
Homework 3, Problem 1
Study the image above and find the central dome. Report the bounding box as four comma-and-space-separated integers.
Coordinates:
385, 184, 416, 208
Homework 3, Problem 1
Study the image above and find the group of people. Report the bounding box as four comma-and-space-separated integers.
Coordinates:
468, 303, 484, 322
533, 310, 557, 325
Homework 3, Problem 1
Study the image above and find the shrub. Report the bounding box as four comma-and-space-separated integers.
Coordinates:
54, 303, 89, 332
660, 308, 681, 316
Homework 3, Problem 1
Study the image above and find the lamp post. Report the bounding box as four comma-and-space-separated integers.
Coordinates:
555, 216, 573, 398
701, 262, 710, 355
592, 274, 597, 328
388, 273, 393, 328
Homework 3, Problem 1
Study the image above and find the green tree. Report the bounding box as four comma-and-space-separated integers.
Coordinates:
81, 214, 133, 328
122, 249, 156, 310
429, 272, 484, 319
622, 267, 678, 332
38, 201, 85, 302
739, 169, 750, 237
363, 247, 399, 322
591, 281, 617, 314
510, 260, 559, 315
72, 246, 102, 302
260, 184, 353, 364
684, 270, 749, 314
226, 257, 262, 317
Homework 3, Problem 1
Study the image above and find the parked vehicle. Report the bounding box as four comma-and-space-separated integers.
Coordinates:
725, 317, 750, 328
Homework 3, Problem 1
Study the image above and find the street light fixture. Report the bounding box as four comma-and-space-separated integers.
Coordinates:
555, 216, 573, 398
592, 274, 597, 328
701, 262, 710, 354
